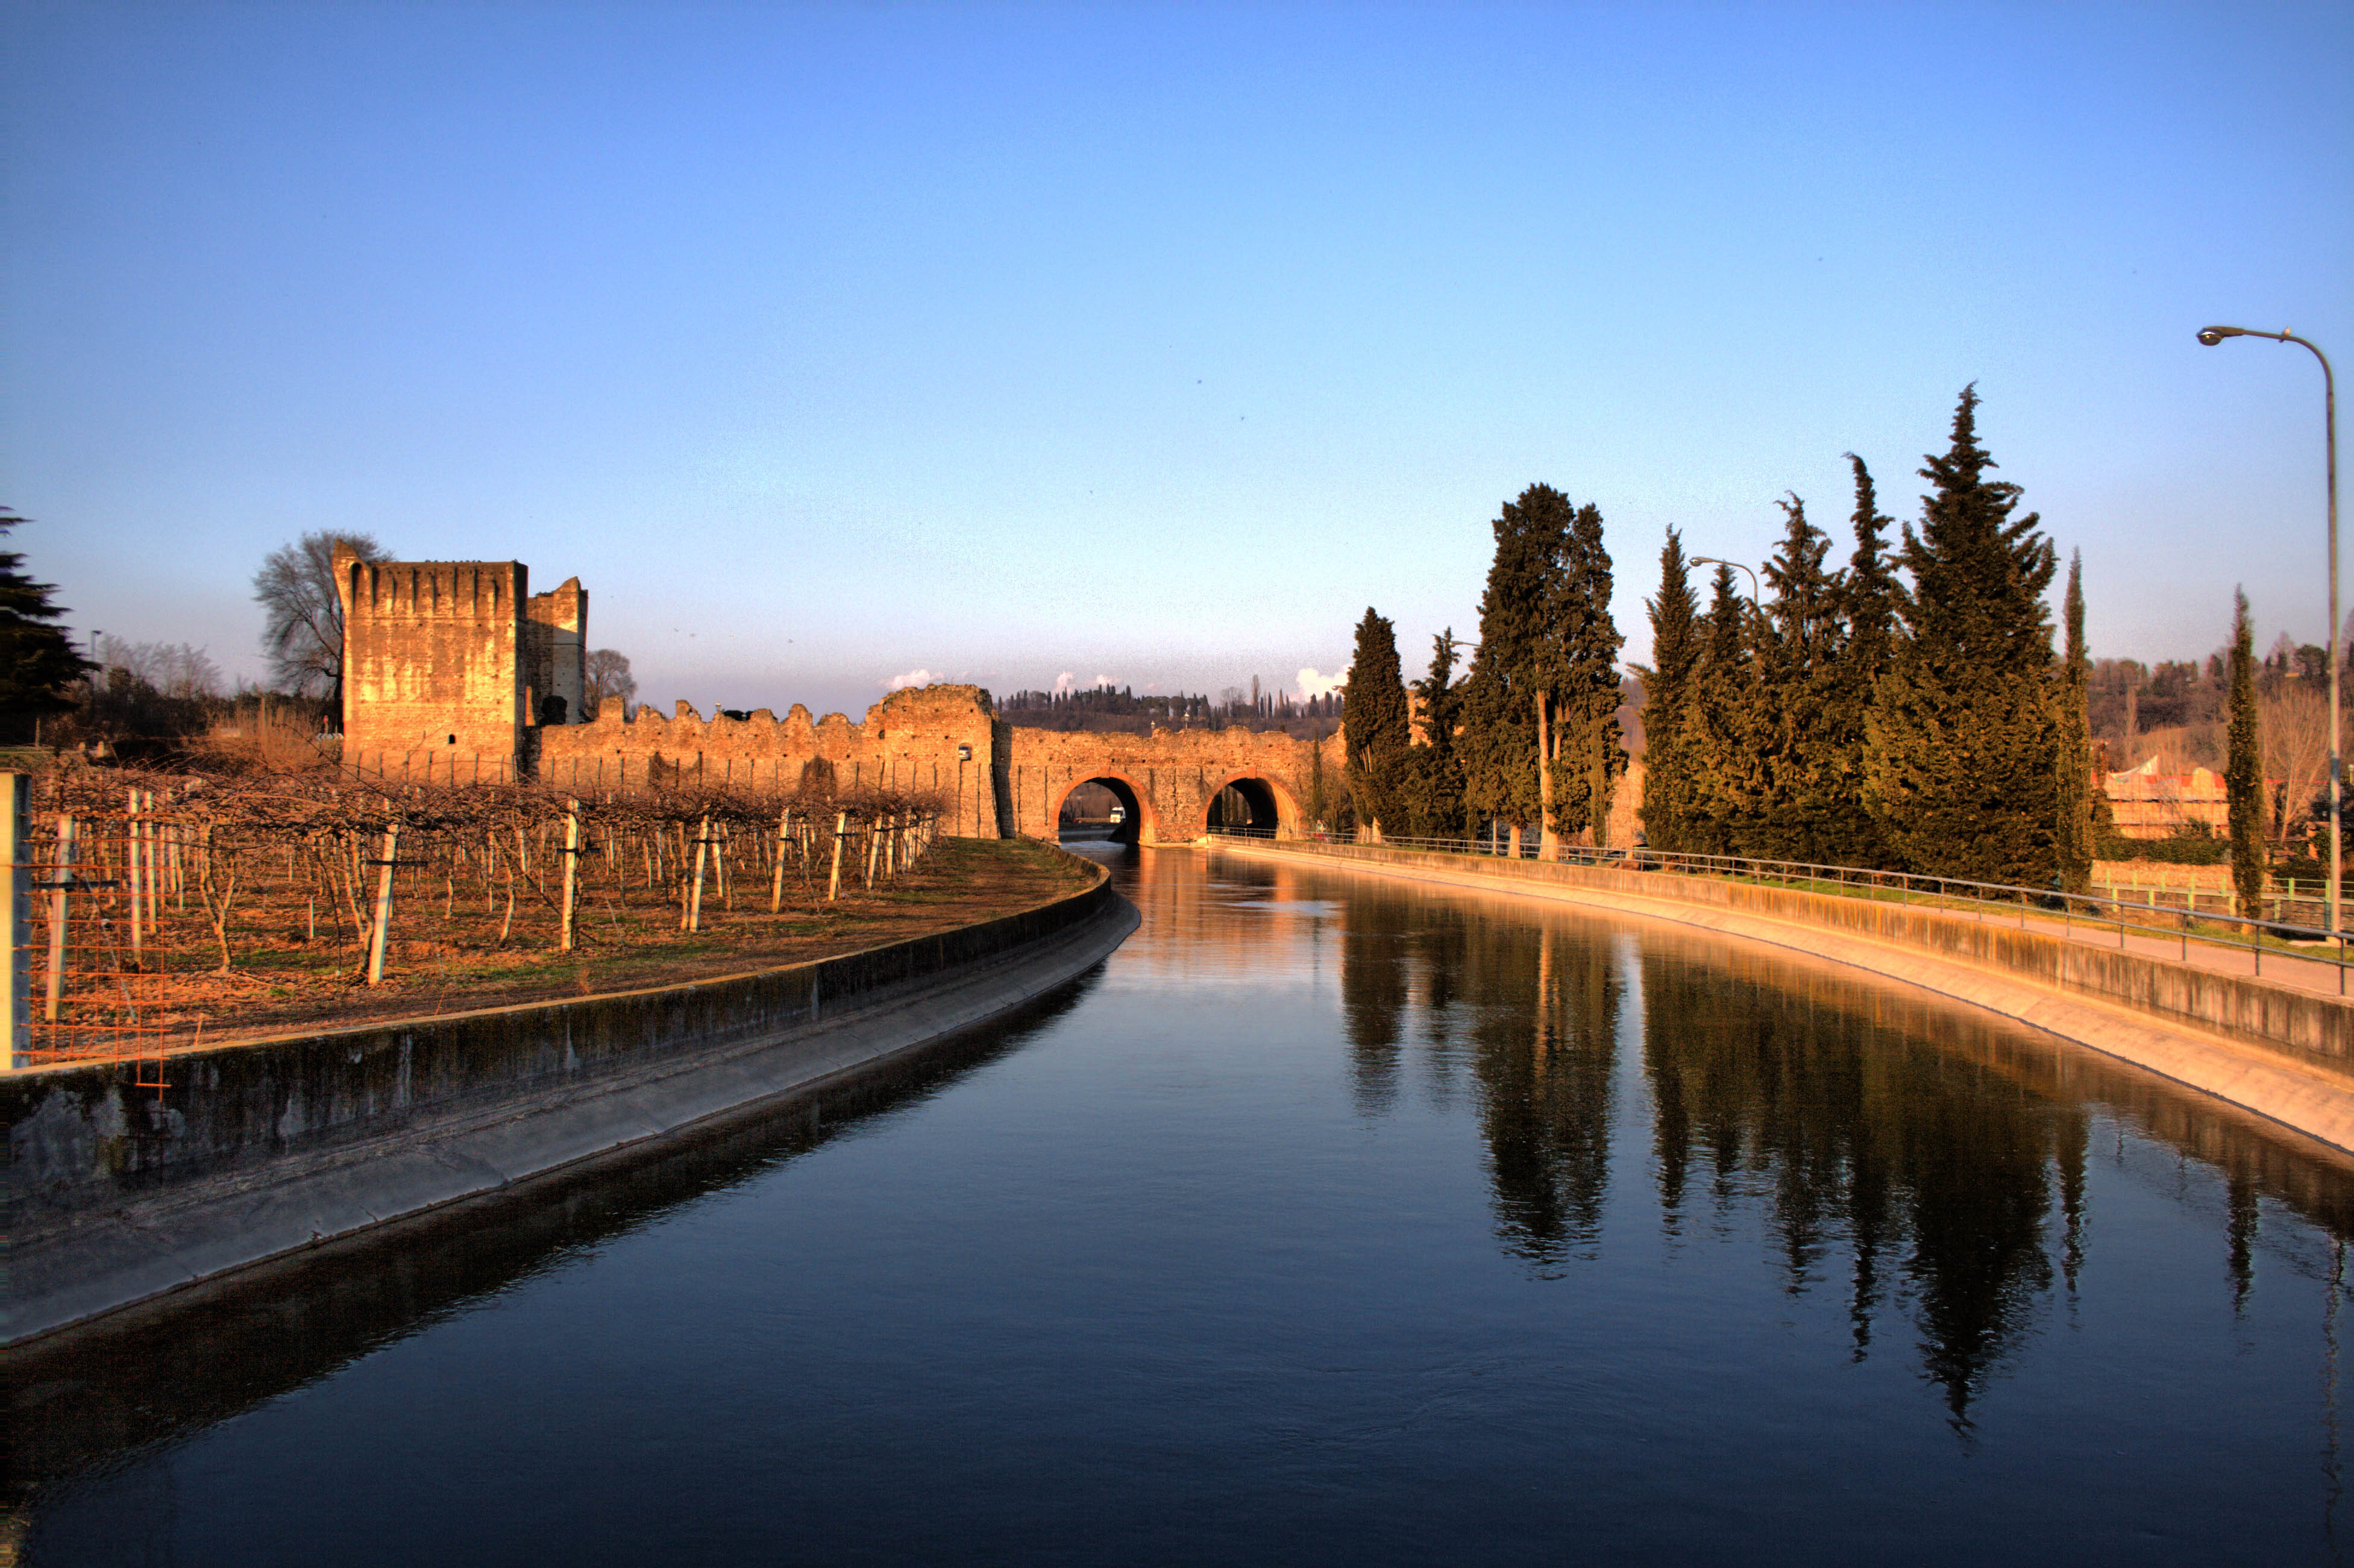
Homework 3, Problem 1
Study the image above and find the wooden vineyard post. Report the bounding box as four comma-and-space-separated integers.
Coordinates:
560, 799, 581, 953
2, 774, 27, 1068
45, 812, 75, 1023
828, 810, 848, 901
366, 823, 400, 987
864, 815, 880, 889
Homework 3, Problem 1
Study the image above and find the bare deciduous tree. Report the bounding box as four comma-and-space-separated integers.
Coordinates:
2261, 683, 2332, 842
585, 648, 636, 718
96, 636, 224, 700
253, 531, 387, 721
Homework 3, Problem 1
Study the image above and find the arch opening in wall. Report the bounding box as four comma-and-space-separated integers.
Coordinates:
1059, 776, 1144, 845
1207, 777, 1281, 835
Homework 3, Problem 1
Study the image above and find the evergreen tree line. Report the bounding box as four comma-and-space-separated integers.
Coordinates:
1002, 684, 1338, 733
1339, 390, 2104, 885
1343, 483, 1626, 851
1636, 387, 2098, 889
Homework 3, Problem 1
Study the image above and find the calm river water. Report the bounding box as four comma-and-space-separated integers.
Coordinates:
16, 845, 2354, 1565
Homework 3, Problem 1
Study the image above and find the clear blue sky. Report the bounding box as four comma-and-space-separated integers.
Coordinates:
6, 2, 2349, 720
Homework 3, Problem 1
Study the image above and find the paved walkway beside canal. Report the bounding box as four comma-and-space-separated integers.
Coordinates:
1775, 882, 2351, 1000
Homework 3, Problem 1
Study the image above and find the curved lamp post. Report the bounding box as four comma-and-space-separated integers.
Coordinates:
2198, 325, 2340, 937
1692, 556, 1761, 604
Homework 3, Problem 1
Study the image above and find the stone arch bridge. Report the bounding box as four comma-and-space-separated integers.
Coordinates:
1001, 721, 1336, 846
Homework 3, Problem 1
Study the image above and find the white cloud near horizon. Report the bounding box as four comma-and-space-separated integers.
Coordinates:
1296, 666, 1346, 700
884, 668, 943, 690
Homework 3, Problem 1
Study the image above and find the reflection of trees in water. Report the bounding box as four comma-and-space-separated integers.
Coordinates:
1340, 894, 1619, 1270
1470, 921, 1618, 1270
1641, 955, 2075, 1423
1323, 875, 2354, 1428
1340, 896, 1407, 1115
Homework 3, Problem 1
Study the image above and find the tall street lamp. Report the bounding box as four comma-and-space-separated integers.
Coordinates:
1691, 556, 1761, 604
2198, 324, 2340, 936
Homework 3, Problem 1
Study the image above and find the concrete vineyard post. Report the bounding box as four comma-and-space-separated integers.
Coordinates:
771, 809, 790, 914
829, 811, 848, 901
367, 823, 400, 987
127, 787, 144, 964
45, 812, 75, 1022
560, 800, 580, 953
689, 815, 711, 933
2, 774, 27, 1068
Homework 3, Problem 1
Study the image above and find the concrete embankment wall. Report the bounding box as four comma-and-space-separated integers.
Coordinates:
1217, 839, 2354, 1156
4, 857, 1136, 1347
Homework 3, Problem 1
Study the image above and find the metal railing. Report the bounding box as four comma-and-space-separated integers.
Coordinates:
1207, 824, 2354, 993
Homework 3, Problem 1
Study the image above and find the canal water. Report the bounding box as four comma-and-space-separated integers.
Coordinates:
16, 847, 2354, 1565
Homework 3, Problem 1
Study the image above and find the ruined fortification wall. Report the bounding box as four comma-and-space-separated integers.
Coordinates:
340, 558, 529, 776
523, 577, 587, 726
536, 684, 1005, 838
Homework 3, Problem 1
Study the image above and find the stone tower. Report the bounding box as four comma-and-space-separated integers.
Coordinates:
336, 546, 587, 779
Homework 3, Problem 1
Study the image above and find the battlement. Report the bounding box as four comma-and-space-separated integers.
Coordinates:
344, 559, 527, 619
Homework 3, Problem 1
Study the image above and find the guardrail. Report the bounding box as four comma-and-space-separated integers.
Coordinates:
1207, 825, 2354, 993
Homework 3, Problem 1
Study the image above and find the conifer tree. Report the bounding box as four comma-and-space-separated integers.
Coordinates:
1552, 500, 1626, 845
1637, 530, 1703, 851
1753, 494, 1845, 863
1344, 607, 1411, 837
1821, 456, 1899, 866
1402, 631, 1467, 838
2055, 551, 2097, 893
1306, 723, 1334, 830
2227, 588, 2266, 919
1461, 486, 1570, 850
1684, 565, 1764, 855
0, 510, 93, 742
1864, 387, 2062, 884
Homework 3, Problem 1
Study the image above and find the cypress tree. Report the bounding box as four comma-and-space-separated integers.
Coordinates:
1864, 387, 2062, 885
1344, 606, 1411, 838
2055, 551, 2097, 894
0, 510, 93, 742
2227, 588, 2265, 919
1306, 723, 1334, 830
1552, 500, 1627, 846
1821, 456, 1899, 867
1637, 530, 1703, 851
1754, 494, 1845, 864
1685, 564, 1765, 855
1462, 486, 1570, 850
1402, 631, 1467, 838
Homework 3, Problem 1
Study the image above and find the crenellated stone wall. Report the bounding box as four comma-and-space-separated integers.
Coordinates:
536, 684, 1008, 838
